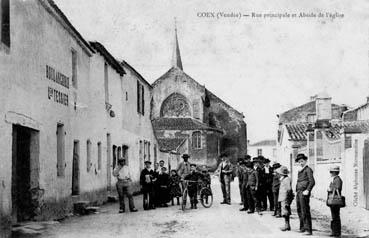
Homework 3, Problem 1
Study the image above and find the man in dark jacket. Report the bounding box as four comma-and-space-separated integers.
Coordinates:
247, 159, 261, 214
184, 164, 203, 209
256, 156, 266, 211
272, 163, 282, 217
140, 161, 155, 210
157, 167, 170, 207
263, 158, 274, 211
295, 154, 315, 236
328, 165, 343, 237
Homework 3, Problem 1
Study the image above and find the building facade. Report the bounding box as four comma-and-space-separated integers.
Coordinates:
248, 140, 277, 161
151, 27, 247, 170
0, 0, 166, 226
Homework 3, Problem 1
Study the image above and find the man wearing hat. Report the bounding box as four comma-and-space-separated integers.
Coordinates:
140, 160, 155, 210
295, 153, 315, 236
113, 158, 138, 213
327, 165, 343, 237
272, 163, 282, 217
177, 154, 191, 180
262, 158, 274, 211
239, 160, 249, 211
277, 166, 292, 232
246, 158, 261, 214
216, 152, 233, 205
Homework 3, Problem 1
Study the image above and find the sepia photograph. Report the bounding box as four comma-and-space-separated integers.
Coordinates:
1, 0, 369, 237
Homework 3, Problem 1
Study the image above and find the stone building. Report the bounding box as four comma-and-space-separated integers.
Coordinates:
248, 139, 277, 161
151, 26, 247, 170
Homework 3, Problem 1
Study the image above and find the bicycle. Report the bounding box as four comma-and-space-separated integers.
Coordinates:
181, 180, 213, 211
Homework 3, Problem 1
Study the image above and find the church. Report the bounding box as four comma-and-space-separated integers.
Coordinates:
151, 25, 247, 170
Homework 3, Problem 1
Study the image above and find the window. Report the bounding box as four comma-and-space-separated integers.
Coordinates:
104, 63, 109, 103
272, 148, 277, 157
122, 145, 128, 165
71, 49, 78, 88
148, 142, 151, 161
154, 144, 157, 164
57, 124, 65, 177
126, 92, 128, 101
257, 149, 262, 156
1, 0, 10, 47
97, 142, 102, 170
86, 139, 92, 172
345, 135, 352, 149
192, 131, 201, 149
137, 81, 145, 115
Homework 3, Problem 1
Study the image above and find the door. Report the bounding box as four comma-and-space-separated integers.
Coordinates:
72, 140, 80, 195
363, 139, 369, 209
12, 125, 39, 222
106, 134, 112, 191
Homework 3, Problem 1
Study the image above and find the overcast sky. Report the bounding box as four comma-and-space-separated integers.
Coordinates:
55, 0, 369, 143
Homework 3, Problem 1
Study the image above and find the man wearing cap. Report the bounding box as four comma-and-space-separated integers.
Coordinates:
239, 161, 249, 211
184, 164, 202, 209
243, 161, 254, 212
216, 153, 233, 205
295, 153, 315, 236
157, 166, 170, 207
113, 158, 138, 213
177, 154, 191, 180
277, 166, 292, 232
327, 165, 343, 237
140, 161, 155, 210
247, 158, 261, 214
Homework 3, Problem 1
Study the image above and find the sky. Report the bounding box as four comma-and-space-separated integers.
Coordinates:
54, 0, 369, 143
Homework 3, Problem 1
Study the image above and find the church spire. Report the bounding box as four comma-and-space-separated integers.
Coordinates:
172, 19, 183, 70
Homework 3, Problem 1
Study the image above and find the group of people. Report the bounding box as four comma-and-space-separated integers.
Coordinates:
113, 152, 343, 238
235, 153, 343, 237
139, 154, 211, 210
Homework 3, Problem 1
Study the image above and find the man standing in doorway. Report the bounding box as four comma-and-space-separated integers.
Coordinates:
217, 153, 233, 205
295, 153, 315, 236
113, 158, 138, 213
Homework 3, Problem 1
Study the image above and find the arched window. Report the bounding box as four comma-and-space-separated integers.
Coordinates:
192, 131, 202, 149
160, 93, 191, 117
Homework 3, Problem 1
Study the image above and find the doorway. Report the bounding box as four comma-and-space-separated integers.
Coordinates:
72, 140, 80, 195
363, 139, 369, 209
11, 125, 39, 222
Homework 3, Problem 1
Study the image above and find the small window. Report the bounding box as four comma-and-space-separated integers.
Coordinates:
192, 131, 202, 149
86, 139, 92, 172
257, 149, 262, 156
122, 145, 129, 165
1, 0, 10, 47
97, 142, 102, 170
345, 135, 352, 149
57, 124, 65, 177
137, 81, 145, 115
126, 92, 128, 101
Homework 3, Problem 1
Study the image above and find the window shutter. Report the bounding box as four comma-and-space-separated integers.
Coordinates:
1, 0, 10, 47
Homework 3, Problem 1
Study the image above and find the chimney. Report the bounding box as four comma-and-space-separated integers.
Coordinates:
315, 92, 332, 122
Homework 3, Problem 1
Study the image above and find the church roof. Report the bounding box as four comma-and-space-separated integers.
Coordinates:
152, 117, 223, 133
172, 22, 183, 70
157, 138, 186, 152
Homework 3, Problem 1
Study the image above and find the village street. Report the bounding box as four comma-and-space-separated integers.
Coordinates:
8, 177, 357, 238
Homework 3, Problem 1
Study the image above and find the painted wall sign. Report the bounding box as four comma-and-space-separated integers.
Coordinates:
48, 87, 69, 106
46, 65, 69, 89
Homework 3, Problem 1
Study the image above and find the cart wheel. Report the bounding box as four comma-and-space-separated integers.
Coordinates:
200, 187, 213, 208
